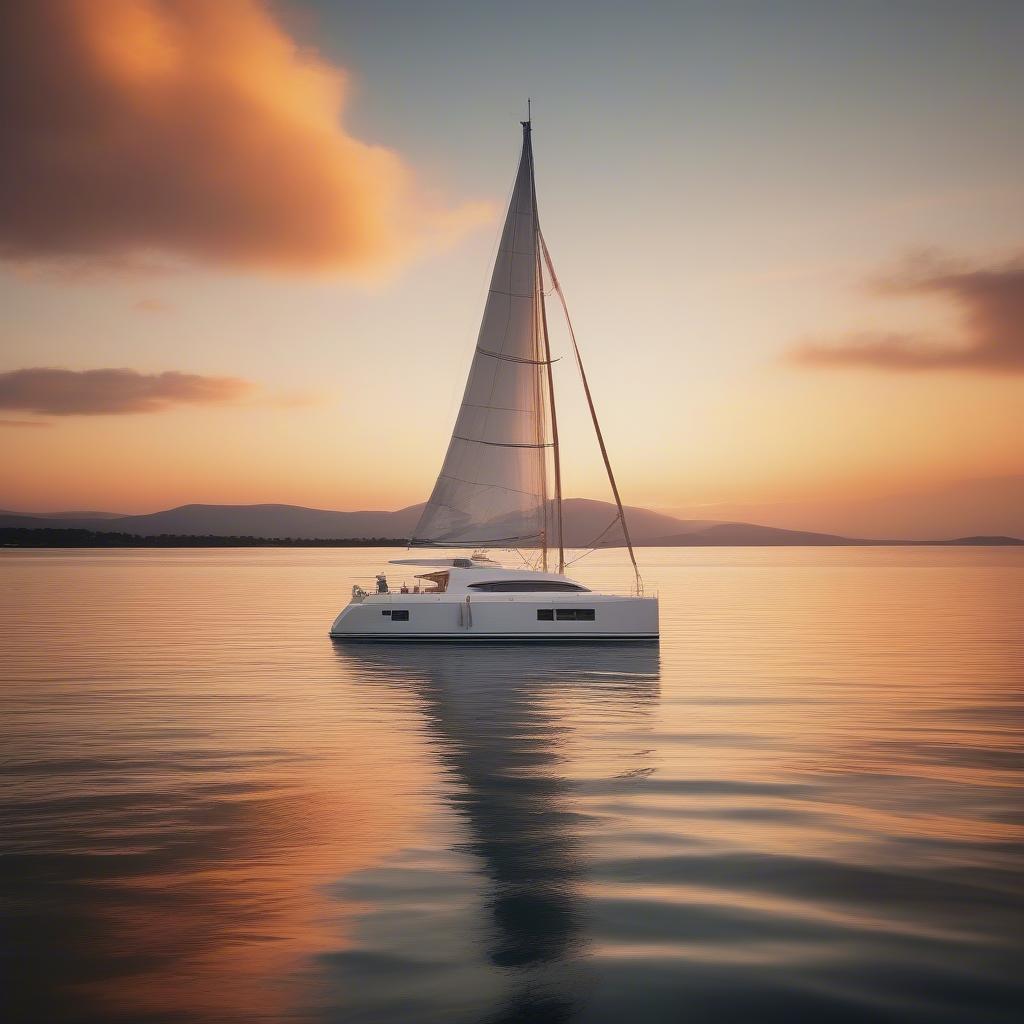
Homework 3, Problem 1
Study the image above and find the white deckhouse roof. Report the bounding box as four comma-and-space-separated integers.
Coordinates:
384, 557, 590, 595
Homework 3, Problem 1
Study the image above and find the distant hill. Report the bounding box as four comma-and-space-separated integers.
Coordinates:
932, 535, 1024, 546
652, 522, 862, 546
0, 528, 407, 548
0, 509, 125, 519
0, 498, 1020, 546
660, 475, 1024, 542
653, 524, 1024, 547
0, 498, 713, 544
0, 503, 425, 539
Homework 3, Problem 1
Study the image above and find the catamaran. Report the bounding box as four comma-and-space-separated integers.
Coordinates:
330, 115, 659, 642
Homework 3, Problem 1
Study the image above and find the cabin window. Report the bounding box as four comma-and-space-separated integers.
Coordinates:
383, 609, 410, 621
555, 609, 595, 621
537, 609, 554, 621
469, 581, 589, 593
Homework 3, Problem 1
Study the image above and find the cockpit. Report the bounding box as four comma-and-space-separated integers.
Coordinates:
416, 571, 449, 594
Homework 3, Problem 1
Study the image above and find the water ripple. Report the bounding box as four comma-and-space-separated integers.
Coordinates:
2, 546, 1022, 1023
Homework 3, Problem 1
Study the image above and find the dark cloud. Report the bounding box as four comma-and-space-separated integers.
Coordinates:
790, 254, 1024, 373
0, 368, 253, 415
0, 1, 489, 274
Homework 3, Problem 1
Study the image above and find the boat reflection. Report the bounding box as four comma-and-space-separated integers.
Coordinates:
329, 643, 660, 1022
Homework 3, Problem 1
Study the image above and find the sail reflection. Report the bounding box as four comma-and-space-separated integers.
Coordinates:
329, 643, 660, 1022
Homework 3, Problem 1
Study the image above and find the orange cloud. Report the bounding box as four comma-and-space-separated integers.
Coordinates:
0, 0, 490, 274
133, 297, 170, 313
0, 368, 253, 415
790, 253, 1024, 373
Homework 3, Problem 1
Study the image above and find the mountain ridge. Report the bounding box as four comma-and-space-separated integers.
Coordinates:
659, 475, 1024, 542
1, 499, 1019, 546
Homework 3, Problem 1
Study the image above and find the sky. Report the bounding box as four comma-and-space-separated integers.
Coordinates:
1, 0, 1022, 527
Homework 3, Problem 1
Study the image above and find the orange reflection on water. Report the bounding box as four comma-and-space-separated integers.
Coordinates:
3, 546, 1023, 1023
3, 551, 430, 1022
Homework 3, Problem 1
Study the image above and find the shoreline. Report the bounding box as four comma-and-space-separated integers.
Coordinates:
2, 528, 1021, 549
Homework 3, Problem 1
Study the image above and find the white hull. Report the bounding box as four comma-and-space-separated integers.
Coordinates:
330, 592, 658, 642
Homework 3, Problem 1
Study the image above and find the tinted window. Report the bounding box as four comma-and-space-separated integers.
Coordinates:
555, 609, 595, 621
391, 609, 409, 621
469, 581, 589, 593
537, 609, 554, 621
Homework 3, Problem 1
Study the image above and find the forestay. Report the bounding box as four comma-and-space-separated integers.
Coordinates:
411, 123, 561, 550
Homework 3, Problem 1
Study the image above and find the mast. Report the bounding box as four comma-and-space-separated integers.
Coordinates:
525, 116, 565, 574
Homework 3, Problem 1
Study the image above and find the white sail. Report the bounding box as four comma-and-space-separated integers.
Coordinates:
411, 123, 560, 550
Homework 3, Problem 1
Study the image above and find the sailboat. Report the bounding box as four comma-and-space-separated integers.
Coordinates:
330, 115, 659, 642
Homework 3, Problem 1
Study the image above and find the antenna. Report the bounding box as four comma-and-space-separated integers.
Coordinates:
527, 97, 531, 123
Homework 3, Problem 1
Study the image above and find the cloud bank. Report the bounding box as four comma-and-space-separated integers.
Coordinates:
0, 0, 489, 274
790, 254, 1024, 373
0, 368, 254, 415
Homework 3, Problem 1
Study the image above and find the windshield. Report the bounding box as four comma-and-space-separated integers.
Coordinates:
416, 571, 449, 593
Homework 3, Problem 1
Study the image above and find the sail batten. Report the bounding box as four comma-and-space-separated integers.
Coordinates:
475, 347, 555, 365
410, 121, 561, 550
451, 436, 554, 449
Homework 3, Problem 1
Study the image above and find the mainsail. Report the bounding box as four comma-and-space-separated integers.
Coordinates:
411, 120, 563, 560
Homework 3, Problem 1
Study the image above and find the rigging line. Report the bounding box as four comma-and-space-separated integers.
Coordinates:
563, 513, 623, 568
564, 547, 597, 568
435, 472, 543, 498
539, 229, 643, 595
586, 512, 623, 549
415, 493, 544, 528
511, 547, 534, 570
415, 494, 543, 525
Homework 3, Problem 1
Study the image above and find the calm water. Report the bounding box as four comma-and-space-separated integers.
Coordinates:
2, 547, 1023, 1023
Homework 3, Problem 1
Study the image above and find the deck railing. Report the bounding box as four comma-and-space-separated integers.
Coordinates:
350, 579, 443, 602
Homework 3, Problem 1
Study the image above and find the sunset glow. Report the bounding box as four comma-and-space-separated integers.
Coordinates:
1, 1, 1021, 535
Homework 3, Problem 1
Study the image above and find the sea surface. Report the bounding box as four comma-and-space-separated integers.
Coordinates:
2, 547, 1023, 1024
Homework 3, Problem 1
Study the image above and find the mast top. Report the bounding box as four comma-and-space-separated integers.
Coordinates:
521, 97, 531, 133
